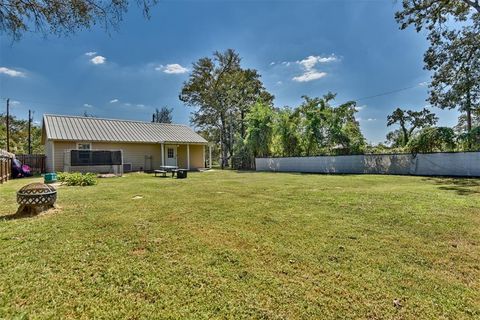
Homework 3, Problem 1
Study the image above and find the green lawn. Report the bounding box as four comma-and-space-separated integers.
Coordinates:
0, 171, 479, 319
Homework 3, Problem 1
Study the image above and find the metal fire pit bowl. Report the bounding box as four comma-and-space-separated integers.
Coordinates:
16, 183, 57, 214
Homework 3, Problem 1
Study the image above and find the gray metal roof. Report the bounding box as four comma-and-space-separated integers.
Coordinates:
43, 114, 208, 144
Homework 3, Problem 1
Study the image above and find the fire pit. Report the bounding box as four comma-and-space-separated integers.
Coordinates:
17, 183, 57, 215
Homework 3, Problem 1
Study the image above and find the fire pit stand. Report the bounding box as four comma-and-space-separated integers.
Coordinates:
16, 183, 57, 215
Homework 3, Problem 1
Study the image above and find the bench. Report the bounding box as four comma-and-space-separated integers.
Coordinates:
154, 170, 167, 177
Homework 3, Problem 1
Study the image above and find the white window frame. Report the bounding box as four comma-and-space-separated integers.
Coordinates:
77, 142, 92, 150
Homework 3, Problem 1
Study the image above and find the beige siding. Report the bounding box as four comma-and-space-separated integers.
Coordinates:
176, 144, 204, 169
50, 141, 205, 172
54, 141, 76, 172
45, 140, 55, 172
190, 144, 204, 169
93, 142, 161, 171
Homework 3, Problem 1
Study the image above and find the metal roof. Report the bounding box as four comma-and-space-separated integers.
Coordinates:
43, 114, 208, 144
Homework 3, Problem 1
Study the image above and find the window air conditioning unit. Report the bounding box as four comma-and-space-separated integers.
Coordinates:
123, 163, 133, 172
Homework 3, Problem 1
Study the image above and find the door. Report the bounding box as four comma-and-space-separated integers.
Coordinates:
165, 145, 177, 167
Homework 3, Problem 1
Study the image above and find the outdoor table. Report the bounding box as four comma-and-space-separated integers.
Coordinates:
159, 165, 178, 172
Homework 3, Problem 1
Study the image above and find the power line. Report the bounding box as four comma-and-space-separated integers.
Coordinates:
332, 83, 424, 107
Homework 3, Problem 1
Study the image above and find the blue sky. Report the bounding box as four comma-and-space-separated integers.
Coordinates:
0, 0, 458, 143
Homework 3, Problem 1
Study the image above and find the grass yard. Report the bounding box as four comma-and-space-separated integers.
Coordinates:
0, 171, 479, 319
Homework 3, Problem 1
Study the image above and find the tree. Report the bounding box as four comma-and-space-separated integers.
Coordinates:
395, 1, 479, 33
396, 1, 480, 146
407, 127, 456, 153
0, 113, 43, 154
245, 101, 275, 159
180, 49, 272, 168
458, 126, 480, 150
386, 108, 438, 147
425, 23, 480, 141
0, 0, 158, 40
274, 107, 301, 157
153, 107, 173, 123
294, 93, 365, 156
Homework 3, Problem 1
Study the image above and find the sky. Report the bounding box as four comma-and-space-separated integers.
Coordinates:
0, 0, 459, 144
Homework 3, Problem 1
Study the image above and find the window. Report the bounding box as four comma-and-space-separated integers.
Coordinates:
77, 143, 91, 150
167, 148, 174, 158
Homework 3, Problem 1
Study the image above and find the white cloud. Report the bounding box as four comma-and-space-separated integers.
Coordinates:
85, 51, 97, 56
156, 63, 188, 74
109, 99, 119, 103
297, 55, 338, 69
90, 56, 106, 65
292, 54, 337, 83
418, 81, 428, 87
0, 67, 26, 77
276, 81, 283, 85
293, 70, 327, 82
10, 100, 21, 105
83, 103, 93, 108
136, 104, 146, 108
356, 104, 367, 111
270, 62, 275, 66
367, 118, 376, 121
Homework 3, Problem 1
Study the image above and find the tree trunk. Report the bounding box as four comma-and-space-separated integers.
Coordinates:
401, 124, 409, 146
466, 90, 472, 149
240, 110, 245, 139
220, 114, 227, 169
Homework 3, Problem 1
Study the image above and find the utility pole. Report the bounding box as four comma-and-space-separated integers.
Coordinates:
6, 98, 10, 152
28, 109, 33, 154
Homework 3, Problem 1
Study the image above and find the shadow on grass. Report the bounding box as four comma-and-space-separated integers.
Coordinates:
0, 211, 36, 221
422, 177, 480, 196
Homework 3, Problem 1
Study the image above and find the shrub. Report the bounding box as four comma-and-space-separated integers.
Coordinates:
56, 172, 68, 182
407, 127, 456, 154
57, 172, 97, 186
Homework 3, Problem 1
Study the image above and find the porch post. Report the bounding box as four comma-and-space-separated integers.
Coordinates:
161, 143, 164, 166
209, 144, 212, 169
202, 145, 206, 168
187, 144, 190, 170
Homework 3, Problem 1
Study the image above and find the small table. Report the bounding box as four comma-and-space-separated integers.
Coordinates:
159, 165, 178, 172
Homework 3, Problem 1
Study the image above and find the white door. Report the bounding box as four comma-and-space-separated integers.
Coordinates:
165, 145, 177, 166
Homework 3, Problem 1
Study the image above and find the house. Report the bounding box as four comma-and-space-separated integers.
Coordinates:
42, 114, 210, 173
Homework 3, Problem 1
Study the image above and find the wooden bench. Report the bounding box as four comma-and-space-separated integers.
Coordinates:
154, 170, 167, 177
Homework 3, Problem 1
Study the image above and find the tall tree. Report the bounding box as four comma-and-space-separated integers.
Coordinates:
425, 23, 480, 140
0, 0, 158, 40
396, 0, 480, 146
386, 108, 438, 146
180, 49, 272, 168
153, 107, 173, 123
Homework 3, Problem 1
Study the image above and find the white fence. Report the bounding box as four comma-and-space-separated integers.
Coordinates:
256, 152, 480, 177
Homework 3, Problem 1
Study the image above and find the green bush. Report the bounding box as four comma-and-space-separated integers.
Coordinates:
56, 172, 68, 182
56, 172, 97, 186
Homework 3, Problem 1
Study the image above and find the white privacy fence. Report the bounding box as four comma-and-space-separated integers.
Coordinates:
255, 152, 480, 177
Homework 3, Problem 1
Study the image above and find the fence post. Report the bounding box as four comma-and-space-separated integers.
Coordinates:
0, 149, 15, 184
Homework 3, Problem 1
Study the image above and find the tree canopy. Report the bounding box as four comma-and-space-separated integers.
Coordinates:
153, 107, 173, 123
396, 0, 480, 148
386, 107, 438, 147
0, 0, 158, 40
180, 49, 273, 168
0, 113, 43, 154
